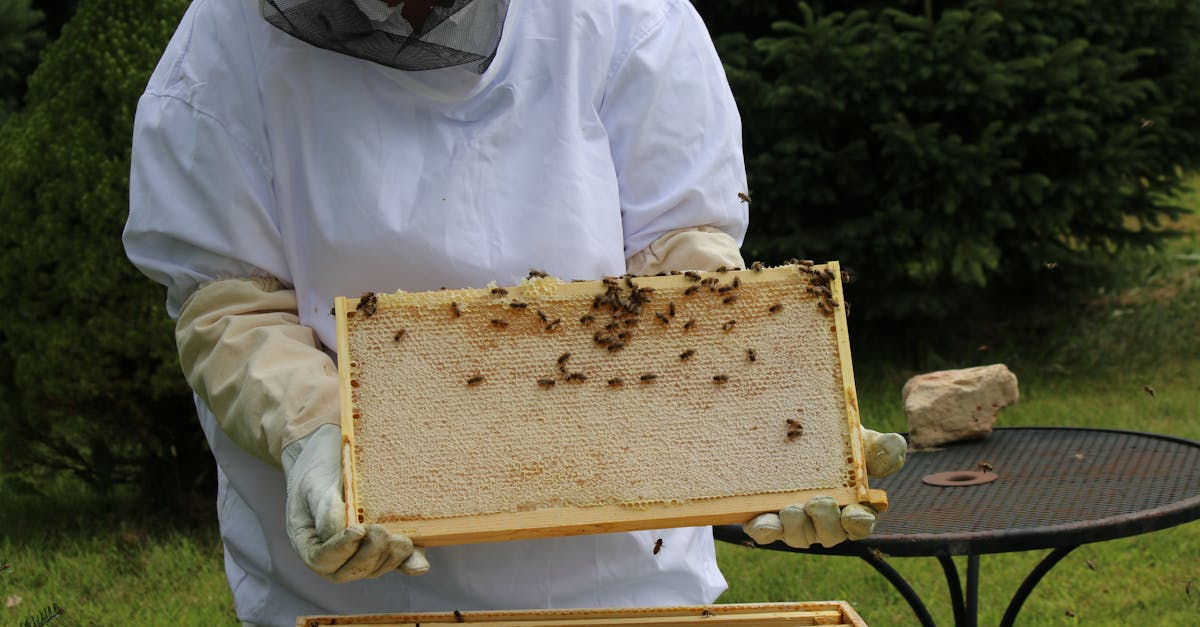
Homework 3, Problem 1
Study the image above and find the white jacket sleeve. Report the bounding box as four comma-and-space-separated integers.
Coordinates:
124, 93, 332, 465
602, 0, 749, 259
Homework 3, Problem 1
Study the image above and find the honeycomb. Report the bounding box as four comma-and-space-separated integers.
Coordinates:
337, 264, 872, 542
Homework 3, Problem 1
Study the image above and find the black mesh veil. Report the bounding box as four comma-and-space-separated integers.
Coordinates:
261, 0, 510, 73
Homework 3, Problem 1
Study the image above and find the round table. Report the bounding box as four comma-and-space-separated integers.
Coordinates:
714, 427, 1200, 626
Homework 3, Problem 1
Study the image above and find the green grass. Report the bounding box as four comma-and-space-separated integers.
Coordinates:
3, 177, 1198, 625
0, 481, 234, 626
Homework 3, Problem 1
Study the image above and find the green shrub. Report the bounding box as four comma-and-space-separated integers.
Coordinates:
694, 0, 1200, 344
0, 0, 199, 502
0, 0, 46, 122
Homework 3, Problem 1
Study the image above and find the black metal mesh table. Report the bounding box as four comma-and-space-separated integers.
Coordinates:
714, 427, 1200, 626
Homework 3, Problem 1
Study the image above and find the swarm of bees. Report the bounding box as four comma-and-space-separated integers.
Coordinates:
357, 262, 854, 421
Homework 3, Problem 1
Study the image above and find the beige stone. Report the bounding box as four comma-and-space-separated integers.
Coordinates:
903, 364, 1019, 449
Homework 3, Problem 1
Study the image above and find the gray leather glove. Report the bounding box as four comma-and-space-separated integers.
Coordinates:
282, 424, 430, 581
744, 427, 907, 548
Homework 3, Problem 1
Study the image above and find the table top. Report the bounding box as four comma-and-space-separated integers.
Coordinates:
716, 427, 1200, 557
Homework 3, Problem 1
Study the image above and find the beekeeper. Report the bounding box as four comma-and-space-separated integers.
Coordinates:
124, 0, 906, 625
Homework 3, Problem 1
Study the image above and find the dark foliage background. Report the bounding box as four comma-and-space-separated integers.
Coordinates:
0, 0, 1197, 500
0, 0, 200, 504
694, 0, 1200, 347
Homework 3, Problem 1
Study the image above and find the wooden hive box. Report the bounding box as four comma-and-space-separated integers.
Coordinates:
336, 263, 886, 546
297, 601, 868, 626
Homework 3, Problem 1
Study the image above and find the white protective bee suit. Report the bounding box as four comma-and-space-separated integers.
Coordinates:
124, 1, 903, 625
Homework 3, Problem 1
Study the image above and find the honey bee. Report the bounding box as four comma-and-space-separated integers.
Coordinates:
786, 419, 804, 442
817, 301, 833, 316
607, 342, 625, 352
683, 285, 700, 296
668, 302, 676, 317
640, 373, 658, 383
592, 295, 604, 310
1144, 384, 1156, 397
450, 302, 462, 318
653, 538, 664, 554
527, 269, 549, 279
558, 352, 571, 365
545, 318, 562, 331
717, 285, 733, 294
722, 295, 737, 305
566, 372, 588, 382
467, 375, 485, 386
716, 266, 729, 273
537, 379, 556, 388
537, 309, 549, 323
683, 319, 696, 331
329, 307, 335, 315
509, 301, 527, 309
623, 319, 639, 327
624, 276, 637, 290
617, 331, 631, 341
655, 312, 670, 324
747, 348, 756, 362
593, 332, 610, 345
356, 292, 378, 317
491, 287, 508, 297
393, 329, 406, 342
751, 261, 763, 272
605, 321, 620, 331
680, 349, 696, 360
701, 609, 716, 618
454, 609, 465, 623
491, 319, 509, 328
608, 377, 624, 387
732, 276, 741, 288
684, 271, 702, 282
712, 374, 729, 384
580, 313, 596, 325
701, 277, 719, 288
722, 320, 736, 331
768, 303, 783, 314
840, 268, 856, 284
800, 259, 815, 267
978, 461, 994, 473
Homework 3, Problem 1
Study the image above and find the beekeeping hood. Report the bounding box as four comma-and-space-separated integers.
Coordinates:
261, 0, 509, 73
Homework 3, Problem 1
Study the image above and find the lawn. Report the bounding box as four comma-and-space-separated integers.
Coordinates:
2, 179, 1197, 625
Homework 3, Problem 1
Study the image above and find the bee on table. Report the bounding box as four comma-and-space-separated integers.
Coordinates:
491, 287, 508, 297
680, 349, 696, 361
653, 538, 664, 554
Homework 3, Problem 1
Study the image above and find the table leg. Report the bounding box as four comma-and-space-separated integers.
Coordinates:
965, 555, 980, 627
998, 545, 1078, 627
936, 555, 966, 626
856, 547, 938, 627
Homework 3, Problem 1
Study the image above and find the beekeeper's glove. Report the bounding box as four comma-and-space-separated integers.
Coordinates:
743, 428, 907, 548
175, 277, 429, 580
282, 423, 428, 581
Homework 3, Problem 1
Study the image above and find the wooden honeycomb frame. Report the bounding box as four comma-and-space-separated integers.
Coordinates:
336, 263, 886, 546
297, 601, 868, 626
